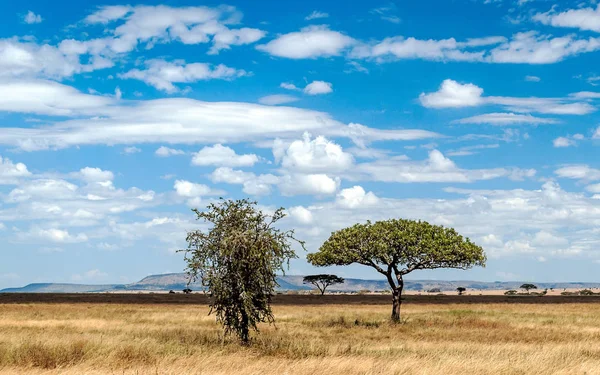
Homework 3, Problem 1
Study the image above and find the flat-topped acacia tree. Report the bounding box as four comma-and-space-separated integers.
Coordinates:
307, 219, 486, 321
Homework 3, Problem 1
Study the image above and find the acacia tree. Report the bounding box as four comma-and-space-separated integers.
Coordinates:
303, 274, 344, 295
456, 287, 466, 296
520, 283, 537, 293
307, 219, 486, 321
182, 199, 304, 343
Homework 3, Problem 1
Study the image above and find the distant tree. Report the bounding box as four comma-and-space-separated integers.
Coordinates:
169, 290, 175, 294
307, 219, 486, 322
181, 198, 304, 344
504, 290, 517, 296
182, 288, 192, 294
427, 288, 442, 293
303, 274, 344, 295
456, 287, 466, 296
520, 283, 538, 293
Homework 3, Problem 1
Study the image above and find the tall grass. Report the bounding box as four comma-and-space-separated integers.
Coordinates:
1, 302, 600, 374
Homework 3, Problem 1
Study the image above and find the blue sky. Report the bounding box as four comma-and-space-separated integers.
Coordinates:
1, 0, 600, 288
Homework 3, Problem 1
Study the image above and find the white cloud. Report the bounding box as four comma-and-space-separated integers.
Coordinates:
421, 79, 595, 115
210, 167, 278, 196
351, 32, 600, 64
280, 82, 300, 91
258, 94, 299, 105
570, 91, 600, 99
0, 155, 31, 184
533, 5, 600, 33
304, 80, 333, 95
553, 137, 576, 148
486, 31, 600, 64
0, 39, 110, 79
288, 206, 313, 224
419, 79, 484, 108
77, 167, 114, 183
257, 25, 355, 59
119, 59, 248, 93
81, 5, 266, 55
336, 186, 379, 208
155, 146, 185, 157
0, 79, 437, 151
173, 180, 214, 197
0, 79, 113, 117
23, 11, 43, 24
23, 228, 88, 244
123, 146, 141, 154
525, 75, 541, 82
305, 11, 329, 21
555, 165, 600, 181
586, 184, 600, 194
7, 179, 78, 203
355, 149, 536, 183
279, 173, 340, 196
595, 126, 600, 139
453, 113, 559, 125
191, 144, 258, 167
274, 133, 354, 173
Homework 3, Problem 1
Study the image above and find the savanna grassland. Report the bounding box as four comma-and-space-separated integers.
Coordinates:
2, 296, 600, 374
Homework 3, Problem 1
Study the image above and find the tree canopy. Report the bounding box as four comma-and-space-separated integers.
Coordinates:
303, 274, 344, 295
456, 287, 466, 295
182, 198, 304, 343
520, 283, 538, 292
308, 219, 486, 321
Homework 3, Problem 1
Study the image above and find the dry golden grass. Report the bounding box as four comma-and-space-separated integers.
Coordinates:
1, 301, 600, 374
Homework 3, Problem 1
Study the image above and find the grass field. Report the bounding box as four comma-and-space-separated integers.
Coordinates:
2, 296, 600, 374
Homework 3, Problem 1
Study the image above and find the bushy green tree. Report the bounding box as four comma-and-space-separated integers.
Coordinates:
303, 274, 344, 295
182, 199, 304, 343
308, 219, 486, 321
456, 287, 466, 295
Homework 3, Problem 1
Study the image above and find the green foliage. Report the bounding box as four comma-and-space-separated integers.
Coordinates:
307, 218, 486, 320
456, 287, 466, 295
181, 198, 304, 343
504, 290, 517, 296
427, 288, 442, 293
579, 289, 595, 296
308, 219, 486, 272
520, 283, 538, 292
303, 274, 344, 295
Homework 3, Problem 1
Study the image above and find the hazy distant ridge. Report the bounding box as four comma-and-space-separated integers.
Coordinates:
3, 273, 600, 293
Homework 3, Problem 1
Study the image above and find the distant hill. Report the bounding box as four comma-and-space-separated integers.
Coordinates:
3, 273, 600, 293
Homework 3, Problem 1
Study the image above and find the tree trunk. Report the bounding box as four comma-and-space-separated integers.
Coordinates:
391, 289, 401, 321
391, 274, 404, 322
240, 310, 249, 344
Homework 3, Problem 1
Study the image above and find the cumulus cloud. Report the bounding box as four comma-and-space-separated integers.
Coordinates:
191, 144, 259, 167
119, 59, 249, 92
279, 173, 340, 196
555, 165, 600, 181
155, 146, 185, 157
274, 133, 353, 173
210, 167, 278, 196
0, 155, 31, 184
257, 25, 355, 59
23, 11, 43, 24
80, 5, 266, 55
419, 79, 484, 108
336, 186, 379, 208
288, 206, 313, 224
533, 5, 600, 33
421, 79, 594, 115
304, 80, 333, 95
